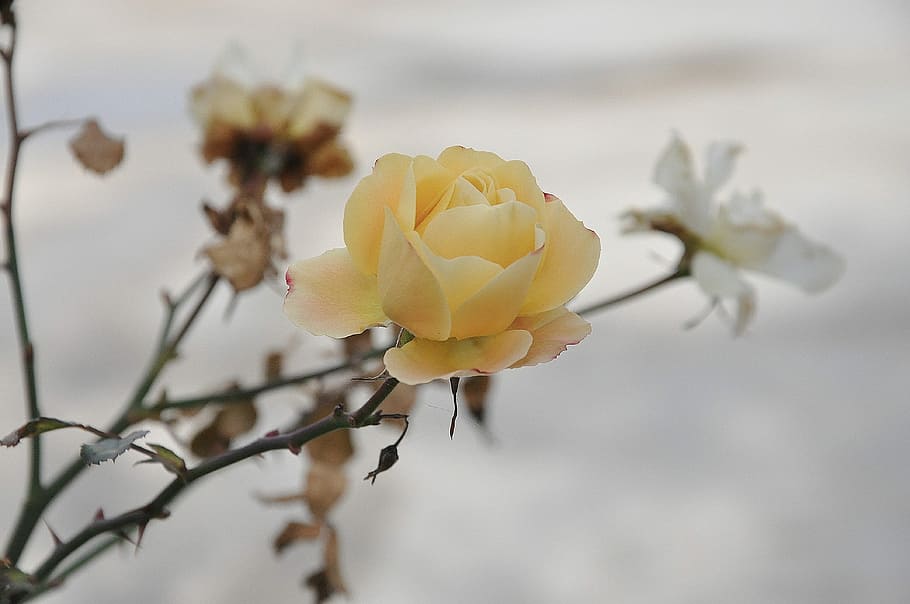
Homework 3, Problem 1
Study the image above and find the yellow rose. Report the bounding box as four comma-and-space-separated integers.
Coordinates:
284, 147, 600, 384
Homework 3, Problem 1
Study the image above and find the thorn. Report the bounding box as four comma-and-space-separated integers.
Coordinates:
449, 377, 460, 439
44, 521, 62, 547
93, 508, 105, 522
264, 429, 280, 438
134, 521, 148, 555
288, 442, 301, 455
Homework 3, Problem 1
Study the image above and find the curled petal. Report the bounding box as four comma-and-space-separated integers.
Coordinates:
190, 76, 256, 130
521, 195, 600, 315
691, 251, 755, 335
436, 146, 505, 174
491, 160, 546, 214
509, 307, 592, 368
654, 134, 710, 234
747, 228, 846, 294
421, 201, 538, 267
284, 249, 388, 337
344, 153, 415, 275
377, 210, 451, 340
451, 249, 542, 339
703, 141, 743, 195
286, 78, 352, 139
383, 330, 533, 385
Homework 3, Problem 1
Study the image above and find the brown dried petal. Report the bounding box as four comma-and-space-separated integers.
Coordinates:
203, 218, 269, 291
189, 423, 230, 458
323, 527, 347, 595
305, 140, 354, 179
213, 399, 258, 439
68, 119, 125, 175
303, 462, 346, 520
264, 350, 284, 382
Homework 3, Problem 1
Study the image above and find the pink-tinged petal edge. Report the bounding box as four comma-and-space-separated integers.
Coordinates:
284, 248, 388, 338
509, 307, 592, 368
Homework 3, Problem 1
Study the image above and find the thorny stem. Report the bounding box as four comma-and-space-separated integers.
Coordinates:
1, 19, 45, 564
574, 268, 689, 317
148, 346, 388, 414
26, 378, 399, 593
3, 272, 220, 564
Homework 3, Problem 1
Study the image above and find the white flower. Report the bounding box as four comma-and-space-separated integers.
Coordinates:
624, 134, 845, 334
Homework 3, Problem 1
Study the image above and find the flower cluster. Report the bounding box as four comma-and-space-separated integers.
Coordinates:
624, 134, 845, 333
191, 73, 354, 193
284, 147, 601, 384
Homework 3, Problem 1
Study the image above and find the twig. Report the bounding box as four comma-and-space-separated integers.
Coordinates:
27, 378, 400, 589
1, 18, 45, 563
574, 268, 689, 317
148, 346, 388, 414
3, 272, 220, 564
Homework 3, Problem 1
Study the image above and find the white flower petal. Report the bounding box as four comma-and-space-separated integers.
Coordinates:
747, 227, 846, 293
691, 251, 756, 335
703, 141, 743, 195
654, 134, 710, 234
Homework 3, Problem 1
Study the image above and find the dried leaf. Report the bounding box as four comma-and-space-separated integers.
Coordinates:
189, 423, 230, 458
135, 443, 188, 477
255, 491, 306, 506
323, 527, 347, 596
342, 330, 373, 362
203, 214, 271, 292
303, 462, 346, 520
213, 399, 258, 439
264, 350, 283, 381
1, 417, 74, 447
68, 119, 125, 175
80, 430, 149, 466
303, 392, 354, 466
273, 521, 321, 554
462, 375, 492, 425
304, 569, 333, 604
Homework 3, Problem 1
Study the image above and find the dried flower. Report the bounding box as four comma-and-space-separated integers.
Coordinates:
190, 71, 353, 192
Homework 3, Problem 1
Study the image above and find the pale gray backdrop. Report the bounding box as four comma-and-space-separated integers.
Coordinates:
1, 1, 908, 602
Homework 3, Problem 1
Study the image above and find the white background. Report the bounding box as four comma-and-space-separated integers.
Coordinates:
1, 1, 908, 602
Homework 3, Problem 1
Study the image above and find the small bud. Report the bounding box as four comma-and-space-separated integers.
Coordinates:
363, 444, 399, 484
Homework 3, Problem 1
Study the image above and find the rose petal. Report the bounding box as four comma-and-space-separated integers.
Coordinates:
691, 250, 756, 335
436, 146, 505, 174
413, 155, 457, 228
521, 195, 600, 315
377, 210, 451, 340
284, 248, 388, 338
509, 307, 592, 368
421, 201, 538, 267
747, 227, 846, 294
344, 153, 415, 275
450, 249, 542, 339
383, 330, 533, 385
654, 134, 710, 234
703, 141, 743, 195
190, 76, 256, 130
491, 160, 547, 214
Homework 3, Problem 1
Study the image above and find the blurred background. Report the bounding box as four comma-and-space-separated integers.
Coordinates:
1, 0, 908, 602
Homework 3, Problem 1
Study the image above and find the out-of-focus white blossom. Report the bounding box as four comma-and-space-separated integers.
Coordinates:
624, 134, 845, 334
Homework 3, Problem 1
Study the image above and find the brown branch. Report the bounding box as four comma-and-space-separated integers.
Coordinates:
27, 378, 400, 589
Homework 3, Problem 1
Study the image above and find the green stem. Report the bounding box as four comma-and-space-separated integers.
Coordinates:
574, 268, 688, 317
27, 378, 399, 589
2, 273, 220, 564
1, 19, 45, 560
149, 346, 387, 414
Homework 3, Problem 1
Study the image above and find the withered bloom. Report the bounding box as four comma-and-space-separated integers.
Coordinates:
202, 192, 288, 292
190, 73, 354, 193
